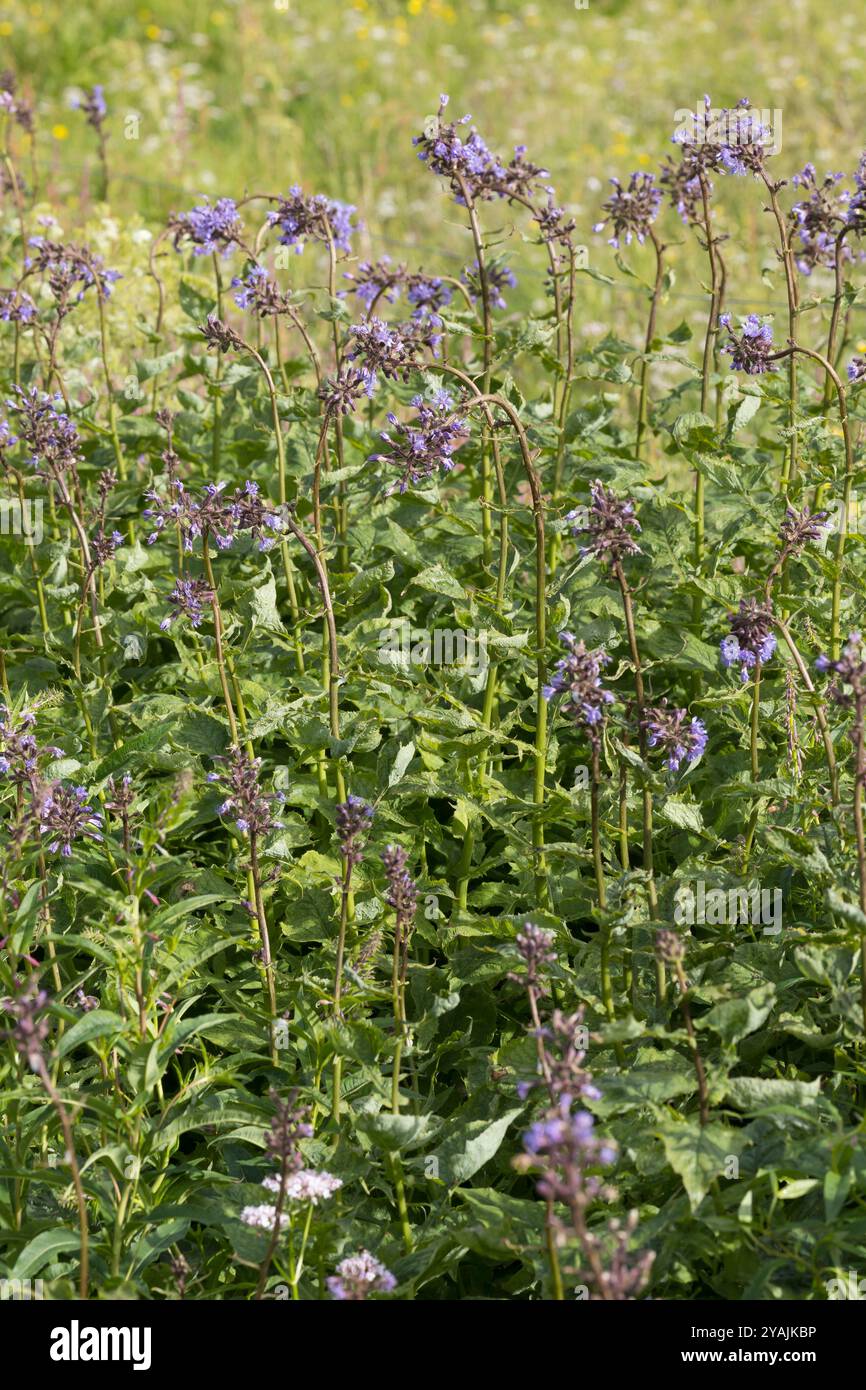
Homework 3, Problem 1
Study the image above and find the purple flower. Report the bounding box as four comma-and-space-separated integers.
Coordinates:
0, 704, 61, 788
168, 197, 243, 257
790, 164, 853, 275
26, 238, 120, 307
369, 391, 469, 494
346, 317, 427, 396
413, 95, 547, 208
2, 977, 51, 1070
815, 632, 866, 709
343, 257, 407, 310
38, 783, 103, 857
327, 1250, 396, 1301
569, 479, 642, 568
509, 922, 557, 993
144, 478, 283, 553
266, 186, 359, 257
643, 702, 708, 771
0, 287, 37, 323
318, 367, 369, 418
382, 844, 417, 933
776, 505, 829, 560
461, 258, 517, 311
716, 99, 774, 177
160, 576, 214, 630
406, 271, 453, 324
231, 262, 291, 317
846, 153, 866, 236
72, 85, 107, 131
544, 633, 615, 741
848, 357, 866, 384
209, 746, 285, 838
720, 599, 776, 681
336, 795, 374, 865
3, 386, 81, 473
719, 312, 776, 374
593, 172, 660, 249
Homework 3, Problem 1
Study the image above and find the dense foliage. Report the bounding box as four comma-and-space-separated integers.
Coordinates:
3, 76, 866, 1303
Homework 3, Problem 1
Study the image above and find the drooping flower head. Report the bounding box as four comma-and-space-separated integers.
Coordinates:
346, 317, 428, 396
461, 258, 517, 311
569, 480, 642, 568
643, 702, 708, 771
369, 390, 469, 494
168, 197, 243, 257
719, 313, 776, 374
413, 94, 547, 208
720, 598, 776, 681
26, 238, 120, 307
266, 186, 359, 257
593, 172, 661, 249
3, 387, 81, 474
790, 164, 853, 275
231, 262, 292, 317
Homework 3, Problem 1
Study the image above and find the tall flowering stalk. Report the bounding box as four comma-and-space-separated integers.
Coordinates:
511, 945, 653, 1299
198, 313, 306, 675
594, 171, 664, 460
544, 634, 619, 1026
571, 483, 662, 993
72, 85, 109, 200
167, 197, 245, 469
2, 978, 89, 1297
248, 1090, 316, 1299
381, 843, 417, 1251
331, 797, 373, 1120
816, 635, 866, 1029
655, 931, 709, 1125
712, 99, 797, 485
663, 96, 727, 622
207, 748, 284, 1058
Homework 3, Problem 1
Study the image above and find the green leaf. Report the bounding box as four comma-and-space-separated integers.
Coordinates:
657, 1120, 747, 1211
57, 1009, 127, 1057
11, 1228, 81, 1278
433, 1107, 524, 1187
698, 984, 776, 1046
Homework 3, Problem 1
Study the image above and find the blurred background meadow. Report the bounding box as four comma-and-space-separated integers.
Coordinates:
3, 0, 866, 363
